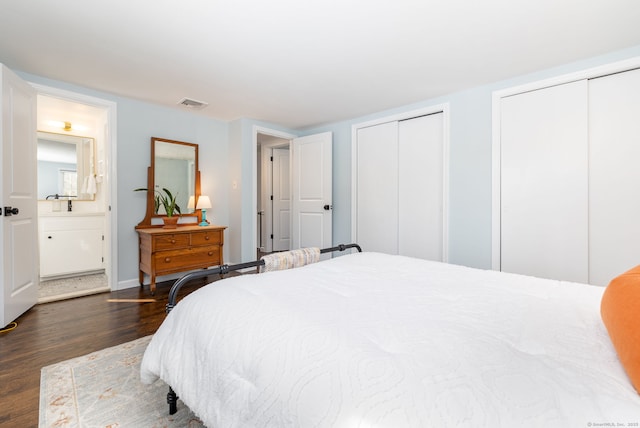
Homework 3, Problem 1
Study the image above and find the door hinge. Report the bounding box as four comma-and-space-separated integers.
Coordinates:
270, 234, 274, 239
102, 235, 105, 241
270, 156, 273, 161
270, 195, 273, 200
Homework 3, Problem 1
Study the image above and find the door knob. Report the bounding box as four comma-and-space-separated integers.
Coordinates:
3, 206, 19, 216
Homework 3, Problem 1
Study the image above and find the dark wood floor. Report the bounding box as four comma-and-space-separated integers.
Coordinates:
0, 273, 236, 427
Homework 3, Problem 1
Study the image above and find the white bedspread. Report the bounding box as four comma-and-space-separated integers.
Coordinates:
141, 252, 640, 427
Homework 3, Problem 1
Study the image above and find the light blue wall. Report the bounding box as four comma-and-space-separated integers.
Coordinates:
228, 118, 298, 263
19, 71, 230, 287
302, 45, 640, 269
301, 91, 494, 268
18, 43, 640, 285
116, 100, 229, 283
227, 119, 243, 263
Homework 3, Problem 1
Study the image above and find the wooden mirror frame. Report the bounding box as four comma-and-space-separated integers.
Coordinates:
136, 137, 202, 228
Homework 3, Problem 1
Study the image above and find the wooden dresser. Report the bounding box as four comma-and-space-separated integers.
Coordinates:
137, 225, 226, 294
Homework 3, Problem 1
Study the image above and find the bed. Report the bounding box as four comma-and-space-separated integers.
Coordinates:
140, 248, 640, 427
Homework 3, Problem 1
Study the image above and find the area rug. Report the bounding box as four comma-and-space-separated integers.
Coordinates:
39, 335, 205, 427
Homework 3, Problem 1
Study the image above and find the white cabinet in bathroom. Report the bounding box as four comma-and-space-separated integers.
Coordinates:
39, 214, 104, 278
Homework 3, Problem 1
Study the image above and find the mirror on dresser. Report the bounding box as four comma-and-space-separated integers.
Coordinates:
37, 131, 95, 201
136, 137, 202, 228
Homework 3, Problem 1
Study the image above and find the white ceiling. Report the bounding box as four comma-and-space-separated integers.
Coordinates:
2, 0, 640, 129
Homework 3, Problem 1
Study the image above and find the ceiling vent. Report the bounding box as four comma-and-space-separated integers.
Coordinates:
178, 97, 209, 110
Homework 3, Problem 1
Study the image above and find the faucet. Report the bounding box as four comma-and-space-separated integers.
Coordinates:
45, 194, 75, 211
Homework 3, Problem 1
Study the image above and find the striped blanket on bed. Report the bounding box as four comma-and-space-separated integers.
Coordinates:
259, 247, 320, 273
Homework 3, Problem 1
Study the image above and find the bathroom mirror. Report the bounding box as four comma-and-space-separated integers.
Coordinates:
37, 131, 95, 201
136, 137, 201, 228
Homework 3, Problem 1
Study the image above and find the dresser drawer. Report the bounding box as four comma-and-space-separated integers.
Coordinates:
191, 230, 223, 246
154, 234, 190, 250
154, 246, 222, 273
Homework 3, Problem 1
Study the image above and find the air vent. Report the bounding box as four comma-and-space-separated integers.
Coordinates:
178, 97, 209, 110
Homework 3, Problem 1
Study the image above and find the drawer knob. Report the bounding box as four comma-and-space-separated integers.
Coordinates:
170, 239, 176, 244
208, 251, 213, 256
205, 236, 210, 240
164, 257, 171, 263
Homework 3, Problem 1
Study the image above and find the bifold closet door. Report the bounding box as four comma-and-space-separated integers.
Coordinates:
355, 113, 444, 260
589, 68, 640, 286
355, 121, 399, 255
500, 80, 589, 283
398, 114, 443, 260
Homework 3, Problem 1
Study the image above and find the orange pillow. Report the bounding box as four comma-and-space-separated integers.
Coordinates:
601, 265, 640, 394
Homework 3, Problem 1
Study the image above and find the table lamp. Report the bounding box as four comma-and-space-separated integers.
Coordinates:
196, 195, 212, 226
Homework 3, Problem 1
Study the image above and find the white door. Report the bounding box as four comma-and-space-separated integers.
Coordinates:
589, 68, 640, 285
354, 113, 446, 260
272, 147, 290, 251
500, 80, 589, 283
1, 64, 39, 328
398, 114, 444, 261
355, 121, 399, 254
291, 132, 332, 252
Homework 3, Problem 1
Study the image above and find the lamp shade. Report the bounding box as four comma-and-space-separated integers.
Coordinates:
196, 195, 212, 210
187, 196, 196, 210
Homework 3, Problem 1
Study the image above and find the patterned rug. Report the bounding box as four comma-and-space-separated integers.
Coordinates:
39, 336, 205, 427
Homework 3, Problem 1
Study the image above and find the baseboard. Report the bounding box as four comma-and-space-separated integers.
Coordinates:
114, 278, 140, 291
116, 268, 223, 291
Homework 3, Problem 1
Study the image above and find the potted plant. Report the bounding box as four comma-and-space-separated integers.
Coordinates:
135, 187, 181, 228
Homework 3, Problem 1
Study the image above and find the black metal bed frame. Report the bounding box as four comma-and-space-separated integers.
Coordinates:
164, 243, 362, 414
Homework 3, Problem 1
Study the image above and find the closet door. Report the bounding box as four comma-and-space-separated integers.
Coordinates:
500, 80, 589, 283
589, 68, 640, 285
355, 113, 445, 260
398, 113, 444, 260
355, 122, 399, 254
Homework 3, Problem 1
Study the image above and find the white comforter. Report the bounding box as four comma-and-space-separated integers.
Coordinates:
141, 252, 640, 427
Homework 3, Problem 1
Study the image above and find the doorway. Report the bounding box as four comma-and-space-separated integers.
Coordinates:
33, 86, 116, 303
257, 133, 291, 256
252, 128, 333, 261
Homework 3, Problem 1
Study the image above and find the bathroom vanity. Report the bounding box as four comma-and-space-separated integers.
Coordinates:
39, 213, 105, 278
